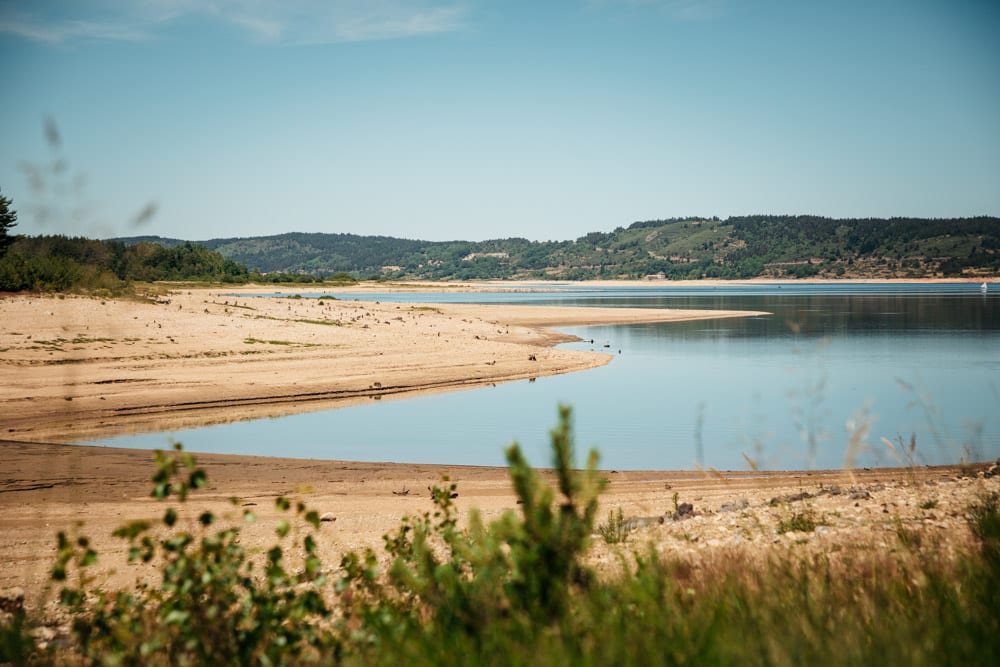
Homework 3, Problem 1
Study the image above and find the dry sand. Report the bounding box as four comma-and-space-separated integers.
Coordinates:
1, 284, 997, 613
0, 287, 765, 443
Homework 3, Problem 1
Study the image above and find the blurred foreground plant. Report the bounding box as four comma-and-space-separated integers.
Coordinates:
52, 443, 334, 665
11, 408, 998, 666
336, 404, 605, 655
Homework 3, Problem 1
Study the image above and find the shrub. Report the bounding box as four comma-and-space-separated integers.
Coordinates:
777, 510, 819, 534
35, 409, 1000, 665
597, 507, 633, 544
335, 404, 605, 656
52, 444, 336, 664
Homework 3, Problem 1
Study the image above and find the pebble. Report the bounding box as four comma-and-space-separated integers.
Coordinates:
718, 498, 749, 513
0, 587, 25, 614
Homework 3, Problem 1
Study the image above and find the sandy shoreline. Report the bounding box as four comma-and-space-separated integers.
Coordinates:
8, 278, 981, 443
0, 287, 765, 443
1, 282, 998, 608
299, 276, 996, 292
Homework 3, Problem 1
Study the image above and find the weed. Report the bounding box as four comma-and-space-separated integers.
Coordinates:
895, 519, 924, 550
367, 405, 606, 630
968, 491, 1000, 563
242, 337, 317, 346
0, 611, 40, 666
597, 507, 632, 544
70, 336, 115, 344
777, 510, 820, 534
293, 318, 341, 326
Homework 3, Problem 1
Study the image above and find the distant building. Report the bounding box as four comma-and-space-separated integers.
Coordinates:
462, 252, 510, 261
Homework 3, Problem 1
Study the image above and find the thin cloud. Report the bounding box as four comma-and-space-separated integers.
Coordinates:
0, 14, 151, 43
227, 12, 286, 42
587, 0, 727, 21
0, 0, 468, 45
313, 4, 467, 44
666, 0, 726, 21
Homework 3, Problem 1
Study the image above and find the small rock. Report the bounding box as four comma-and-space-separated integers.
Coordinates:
672, 502, 695, 520
320, 513, 336, 522
0, 587, 25, 614
718, 498, 749, 513
769, 491, 814, 506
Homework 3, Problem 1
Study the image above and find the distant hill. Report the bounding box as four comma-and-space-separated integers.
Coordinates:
114, 215, 1000, 281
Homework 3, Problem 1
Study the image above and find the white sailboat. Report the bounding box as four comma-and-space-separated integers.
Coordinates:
982, 282, 989, 293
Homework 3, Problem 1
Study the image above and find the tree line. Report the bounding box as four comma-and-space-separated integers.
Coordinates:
149, 215, 997, 281
4, 183, 997, 288
0, 235, 251, 292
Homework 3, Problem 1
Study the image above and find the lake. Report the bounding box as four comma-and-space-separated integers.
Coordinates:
83, 283, 1000, 471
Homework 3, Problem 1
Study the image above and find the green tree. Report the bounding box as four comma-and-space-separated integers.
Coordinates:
0, 188, 17, 258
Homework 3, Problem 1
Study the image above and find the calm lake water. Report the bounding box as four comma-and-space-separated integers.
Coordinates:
83, 283, 1000, 471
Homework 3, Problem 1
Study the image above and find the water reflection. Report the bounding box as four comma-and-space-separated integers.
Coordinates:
86, 285, 1000, 471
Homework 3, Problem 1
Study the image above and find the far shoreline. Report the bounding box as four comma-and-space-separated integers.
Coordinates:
218, 276, 997, 294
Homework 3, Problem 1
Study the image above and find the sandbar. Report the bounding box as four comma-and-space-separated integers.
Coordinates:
0, 287, 766, 443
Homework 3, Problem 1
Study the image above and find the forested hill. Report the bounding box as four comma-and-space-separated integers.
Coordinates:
116, 215, 1000, 281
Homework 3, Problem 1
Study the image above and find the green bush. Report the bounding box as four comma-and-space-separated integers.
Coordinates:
777, 510, 820, 534
335, 404, 605, 659
597, 507, 633, 544
50, 445, 336, 665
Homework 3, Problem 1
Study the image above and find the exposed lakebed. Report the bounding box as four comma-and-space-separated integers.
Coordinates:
83, 283, 1000, 471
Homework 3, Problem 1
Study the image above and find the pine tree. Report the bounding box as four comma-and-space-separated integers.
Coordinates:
0, 187, 17, 257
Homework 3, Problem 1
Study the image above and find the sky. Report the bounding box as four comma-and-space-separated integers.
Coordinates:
2, 1, 999, 243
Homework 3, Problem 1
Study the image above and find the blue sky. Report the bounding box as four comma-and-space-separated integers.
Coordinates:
2, 1, 998, 242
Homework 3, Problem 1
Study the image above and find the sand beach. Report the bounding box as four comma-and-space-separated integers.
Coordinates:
0, 284, 996, 612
